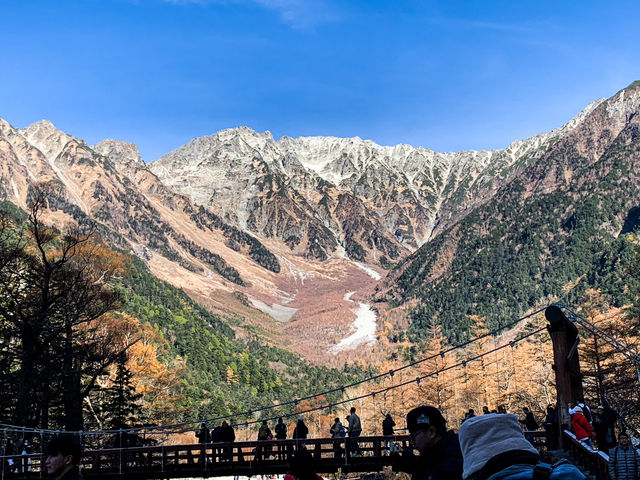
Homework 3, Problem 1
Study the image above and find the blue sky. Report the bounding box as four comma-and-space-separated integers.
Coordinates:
1, 0, 639, 161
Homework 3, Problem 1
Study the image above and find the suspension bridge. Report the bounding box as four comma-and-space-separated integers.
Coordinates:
0, 304, 637, 480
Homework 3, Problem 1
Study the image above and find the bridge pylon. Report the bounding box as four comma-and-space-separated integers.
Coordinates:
545, 304, 584, 449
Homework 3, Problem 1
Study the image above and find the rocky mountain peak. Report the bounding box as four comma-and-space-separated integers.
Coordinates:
93, 139, 144, 168
21, 119, 73, 162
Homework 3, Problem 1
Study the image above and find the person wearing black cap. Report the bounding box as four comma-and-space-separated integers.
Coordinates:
402, 405, 463, 480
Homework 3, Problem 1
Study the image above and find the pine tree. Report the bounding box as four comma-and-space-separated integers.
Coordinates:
101, 352, 143, 430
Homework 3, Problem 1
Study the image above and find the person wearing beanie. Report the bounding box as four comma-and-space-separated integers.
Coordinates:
572, 406, 595, 449
399, 405, 463, 480
458, 414, 585, 480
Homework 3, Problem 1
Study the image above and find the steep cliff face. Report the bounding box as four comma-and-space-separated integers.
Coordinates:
380, 82, 640, 343
0, 120, 287, 289
149, 99, 601, 265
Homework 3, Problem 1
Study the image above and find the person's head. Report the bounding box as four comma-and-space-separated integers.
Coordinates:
297, 416, 304, 423
278, 417, 283, 424
334, 417, 340, 423
619, 433, 630, 447
222, 421, 229, 427
482, 406, 489, 413
289, 448, 315, 480
406, 406, 447, 453
468, 409, 475, 415
350, 407, 356, 414
458, 414, 539, 480
386, 413, 392, 419
262, 420, 267, 426
45, 435, 82, 479
522, 407, 529, 413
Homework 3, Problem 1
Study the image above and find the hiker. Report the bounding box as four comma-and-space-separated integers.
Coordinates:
608, 432, 640, 480
458, 414, 585, 480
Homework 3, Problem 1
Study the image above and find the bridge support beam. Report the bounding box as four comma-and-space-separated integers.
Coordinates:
546, 305, 584, 450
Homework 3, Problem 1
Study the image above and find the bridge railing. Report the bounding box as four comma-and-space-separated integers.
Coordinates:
0, 435, 413, 479
0, 431, 555, 479
562, 430, 610, 480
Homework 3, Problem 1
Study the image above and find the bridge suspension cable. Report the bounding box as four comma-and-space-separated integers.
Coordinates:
0, 307, 548, 437
555, 303, 640, 364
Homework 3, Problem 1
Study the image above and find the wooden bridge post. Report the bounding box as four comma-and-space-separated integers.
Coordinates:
546, 305, 584, 450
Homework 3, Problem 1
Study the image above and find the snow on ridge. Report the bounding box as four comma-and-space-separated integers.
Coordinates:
329, 301, 377, 354
249, 297, 297, 322
354, 262, 382, 280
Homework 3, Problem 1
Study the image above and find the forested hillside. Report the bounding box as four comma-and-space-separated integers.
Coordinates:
381, 82, 640, 344
118, 258, 354, 420
0, 196, 355, 432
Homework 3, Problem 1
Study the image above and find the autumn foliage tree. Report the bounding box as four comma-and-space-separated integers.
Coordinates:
0, 184, 132, 430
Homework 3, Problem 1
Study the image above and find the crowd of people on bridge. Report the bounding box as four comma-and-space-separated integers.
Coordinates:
8, 399, 638, 480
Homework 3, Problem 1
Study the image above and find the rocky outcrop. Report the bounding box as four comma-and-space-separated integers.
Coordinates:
149, 99, 601, 264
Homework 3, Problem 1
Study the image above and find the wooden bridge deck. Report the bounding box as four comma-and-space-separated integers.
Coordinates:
1, 435, 412, 479
0, 432, 555, 479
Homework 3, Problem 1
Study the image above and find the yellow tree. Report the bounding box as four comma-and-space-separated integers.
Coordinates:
413, 320, 456, 419
578, 289, 640, 429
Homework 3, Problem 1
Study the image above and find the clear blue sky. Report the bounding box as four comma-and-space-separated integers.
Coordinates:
1, 0, 639, 161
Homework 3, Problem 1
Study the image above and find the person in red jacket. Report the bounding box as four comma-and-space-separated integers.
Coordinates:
572, 406, 595, 449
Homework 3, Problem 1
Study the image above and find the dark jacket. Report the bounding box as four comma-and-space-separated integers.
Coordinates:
383, 415, 396, 436
275, 421, 287, 440
410, 430, 463, 480
220, 424, 236, 442
521, 412, 538, 431
258, 424, 273, 441
609, 446, 640, 480
293, 420, 308, 439
59, 467, 84, 480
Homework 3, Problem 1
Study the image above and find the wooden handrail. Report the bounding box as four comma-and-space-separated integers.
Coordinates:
0, 434, 413, 479
562, 430, 610, 480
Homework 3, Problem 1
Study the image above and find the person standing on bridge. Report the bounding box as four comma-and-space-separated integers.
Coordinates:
519, 407, 539, 444
382, 413, 396, 455
275, 417, 288, 459
608, 432, 640, 480
44, 434, 83, 480
402, 405, 463, 480
571, 406, 595, 449
257, 420, 273, 461
330, 417, 346, 458
347, 407, 363, 457
220, 421, 235, 461
293, 417, 309, 440
196, 422, 211, 444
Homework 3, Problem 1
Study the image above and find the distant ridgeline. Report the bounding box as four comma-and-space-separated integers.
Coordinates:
382, 81, 640, 344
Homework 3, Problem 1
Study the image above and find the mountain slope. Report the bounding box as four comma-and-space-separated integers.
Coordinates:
150, 103, 599, 266
379, 82, 640, 343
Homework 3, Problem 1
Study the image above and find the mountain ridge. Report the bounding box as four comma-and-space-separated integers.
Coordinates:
1, 81, 638, 364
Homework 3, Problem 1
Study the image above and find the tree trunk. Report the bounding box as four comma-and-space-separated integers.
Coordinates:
62, 323, 84, 431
